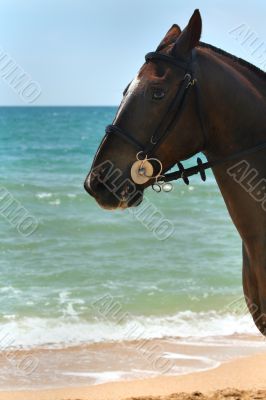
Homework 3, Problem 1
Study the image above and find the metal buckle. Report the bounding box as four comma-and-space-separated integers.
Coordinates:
184, 73, 197, 89
187, 78, 197, 88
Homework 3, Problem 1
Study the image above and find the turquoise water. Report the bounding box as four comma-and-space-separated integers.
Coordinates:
0, 106, 252, 348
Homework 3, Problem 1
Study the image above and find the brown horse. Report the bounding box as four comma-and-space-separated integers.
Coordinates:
84, 10, 266, 336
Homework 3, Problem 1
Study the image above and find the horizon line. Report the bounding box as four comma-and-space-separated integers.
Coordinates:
0, 105, 118, 107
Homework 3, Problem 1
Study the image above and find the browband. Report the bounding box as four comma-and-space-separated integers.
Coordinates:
145, 52, 191, 72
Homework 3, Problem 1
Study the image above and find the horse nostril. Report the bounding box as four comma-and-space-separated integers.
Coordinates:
84, 172, 100, 195
84, 171, 107, 197
84, 176, 95, 197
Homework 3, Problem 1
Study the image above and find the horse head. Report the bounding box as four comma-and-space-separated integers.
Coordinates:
84, 10, 206, 209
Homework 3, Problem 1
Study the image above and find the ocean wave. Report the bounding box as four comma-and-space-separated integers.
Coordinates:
0, 311, 262, 349
36, 192, 53, 199
36, 192, 77, 201
49, 199, 61, 206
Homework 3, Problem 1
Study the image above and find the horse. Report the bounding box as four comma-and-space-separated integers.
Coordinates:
84, 9, 266, 336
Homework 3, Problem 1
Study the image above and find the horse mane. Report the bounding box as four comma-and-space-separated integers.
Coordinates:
199, 41, 266, 82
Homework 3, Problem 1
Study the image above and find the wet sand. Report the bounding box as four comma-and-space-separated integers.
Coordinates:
0, 335, 266, 389
0, 352, 266, 399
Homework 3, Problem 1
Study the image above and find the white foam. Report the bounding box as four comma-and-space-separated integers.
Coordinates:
0, 286, 21, 295
49, 199, 60, 205
36, 192, 52, 199
60, 369, 159, 385
162, 352, 213, 362
161, 352, 221, 371
60, 370, 128, 384
0, 310, 263, 349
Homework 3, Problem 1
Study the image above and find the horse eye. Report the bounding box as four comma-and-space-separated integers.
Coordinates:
152, 89, 165, 100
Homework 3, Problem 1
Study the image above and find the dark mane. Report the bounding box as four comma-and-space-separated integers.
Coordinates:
199, 41, 266, 81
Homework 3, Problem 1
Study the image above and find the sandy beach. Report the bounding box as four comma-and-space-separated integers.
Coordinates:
1, 1, 266, 400
0, 352, 265, 400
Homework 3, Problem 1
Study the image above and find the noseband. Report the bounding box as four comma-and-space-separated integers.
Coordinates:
104, 50, 266, 191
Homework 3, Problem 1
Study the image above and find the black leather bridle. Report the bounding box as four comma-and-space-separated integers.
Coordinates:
106, 51, 200, 156
104, 50, 266, 186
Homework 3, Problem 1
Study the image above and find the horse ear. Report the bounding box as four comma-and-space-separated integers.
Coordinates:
172, 9, 202, 58
156, 24, 181, 52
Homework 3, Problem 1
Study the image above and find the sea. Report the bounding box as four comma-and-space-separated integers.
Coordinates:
0, 106, 265, 390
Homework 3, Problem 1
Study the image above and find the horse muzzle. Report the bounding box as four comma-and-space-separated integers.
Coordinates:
84, 169, 144, 210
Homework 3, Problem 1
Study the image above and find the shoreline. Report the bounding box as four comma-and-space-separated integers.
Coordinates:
0, 352, 266, 399
0, 334, 266, 390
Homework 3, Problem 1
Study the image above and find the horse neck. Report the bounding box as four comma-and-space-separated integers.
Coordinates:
196, 48, 266, 242
197, 48, 266, 158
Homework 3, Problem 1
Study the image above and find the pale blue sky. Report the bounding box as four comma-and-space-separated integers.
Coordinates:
0, 0, 265, 105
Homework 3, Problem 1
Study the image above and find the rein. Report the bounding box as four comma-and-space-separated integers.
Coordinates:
104, 50, 266, 191
164, 141, 266, 186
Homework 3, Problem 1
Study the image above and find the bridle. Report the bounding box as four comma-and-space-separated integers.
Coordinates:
106, 51, 200, 156
105, 49, 204, 191
104, 49, 266, 192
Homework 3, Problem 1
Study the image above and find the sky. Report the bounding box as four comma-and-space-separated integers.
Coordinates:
0, 0, 265, 106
